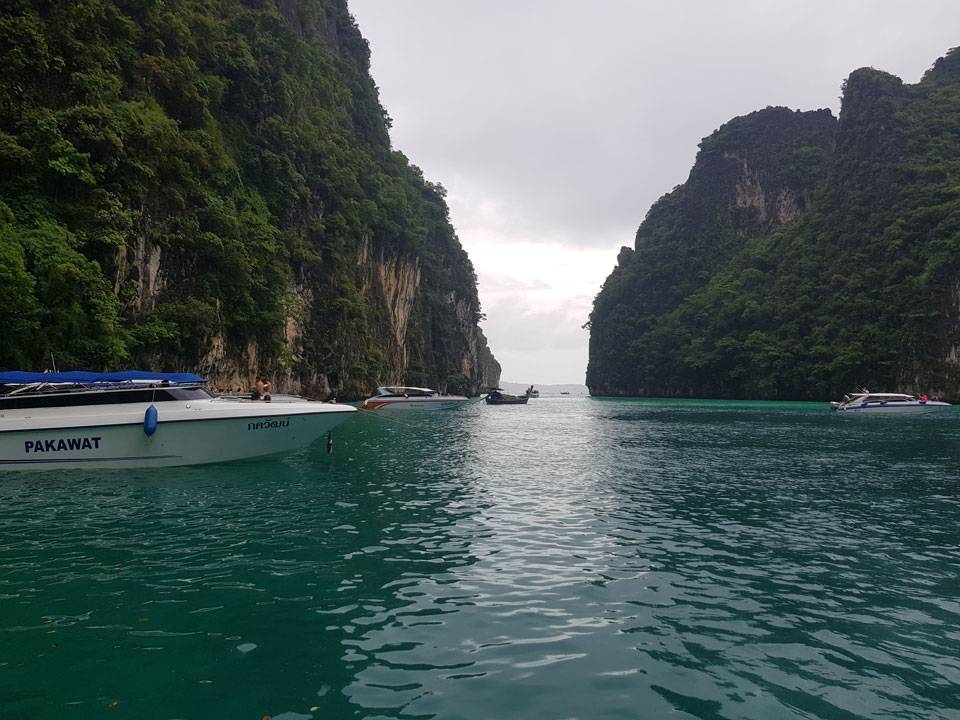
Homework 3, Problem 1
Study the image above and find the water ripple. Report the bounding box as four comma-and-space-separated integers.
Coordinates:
2, 399, 960, 718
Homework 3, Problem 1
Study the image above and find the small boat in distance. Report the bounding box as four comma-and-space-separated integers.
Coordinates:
0, 371, 356, 470
830, 391, 951, 414
360, 386, 469, 411
526, 385, 539, 398
485, 389, 529, 405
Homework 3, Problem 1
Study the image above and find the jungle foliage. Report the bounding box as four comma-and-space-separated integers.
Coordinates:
588, 48, 960, 400
0, 0, 484, 394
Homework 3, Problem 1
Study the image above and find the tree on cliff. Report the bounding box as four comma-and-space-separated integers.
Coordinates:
0, 0, 494, 396
588, 47, 960, 400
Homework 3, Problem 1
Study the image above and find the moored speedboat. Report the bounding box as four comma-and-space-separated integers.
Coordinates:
0, 371, 356, 470
360, 386, 469, 411
830, 391, 951, 414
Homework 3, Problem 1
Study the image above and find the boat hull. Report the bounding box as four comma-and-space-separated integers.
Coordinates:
835, 402, 952, 414
0, 404, 355, 470
360, 397, 469, 411
485, 396, 528, 405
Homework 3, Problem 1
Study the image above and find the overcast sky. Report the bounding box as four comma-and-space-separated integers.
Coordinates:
348, 1, 959, 384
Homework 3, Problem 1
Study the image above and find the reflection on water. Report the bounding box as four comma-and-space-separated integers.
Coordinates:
2, 398, 960, 719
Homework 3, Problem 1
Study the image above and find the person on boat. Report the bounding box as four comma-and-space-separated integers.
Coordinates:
919, 393, 928, 403
251, 376, 265, 401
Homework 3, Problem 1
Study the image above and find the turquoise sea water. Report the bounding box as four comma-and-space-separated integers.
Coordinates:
2, 397, 960, 719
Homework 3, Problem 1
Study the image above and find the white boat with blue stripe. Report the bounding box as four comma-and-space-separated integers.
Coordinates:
0, 371, 356, 470
830, 391, 951, 414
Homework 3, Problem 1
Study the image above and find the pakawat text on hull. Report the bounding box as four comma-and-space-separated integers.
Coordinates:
0, 371, 356, 470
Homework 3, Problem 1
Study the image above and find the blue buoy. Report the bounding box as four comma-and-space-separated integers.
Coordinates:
144, 404, 158, 436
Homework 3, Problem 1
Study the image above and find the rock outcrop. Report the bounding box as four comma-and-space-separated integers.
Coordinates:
588, 47, 960, 400
0, 0, 496, 398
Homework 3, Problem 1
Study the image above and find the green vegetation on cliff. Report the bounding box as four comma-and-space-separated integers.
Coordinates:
0, 0, 497, 396
588, 47, 960, 400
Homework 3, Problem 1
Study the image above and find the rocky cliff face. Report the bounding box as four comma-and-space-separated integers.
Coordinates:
588, 107, 836, 396
588, 47, 960, 399
0, 0, 496, 398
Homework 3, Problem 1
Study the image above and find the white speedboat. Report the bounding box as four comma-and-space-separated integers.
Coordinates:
830, 391, 951, 414
360, 386, 469, 411
0, 371, 356, 470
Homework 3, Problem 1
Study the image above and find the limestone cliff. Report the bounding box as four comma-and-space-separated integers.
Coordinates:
588, 47, 960, 399
588, 107, 836, 396
0, 0, 496, 397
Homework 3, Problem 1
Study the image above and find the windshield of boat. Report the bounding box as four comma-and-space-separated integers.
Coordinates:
851, 394, 913, 405
0, 383, 213, 409
378, 387, 437, 397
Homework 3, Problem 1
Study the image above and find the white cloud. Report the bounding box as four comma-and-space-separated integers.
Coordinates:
459, 230, 621, 382
349, 0, 960, 383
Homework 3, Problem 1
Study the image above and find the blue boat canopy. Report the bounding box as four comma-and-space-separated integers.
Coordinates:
0, 371, 205, 385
